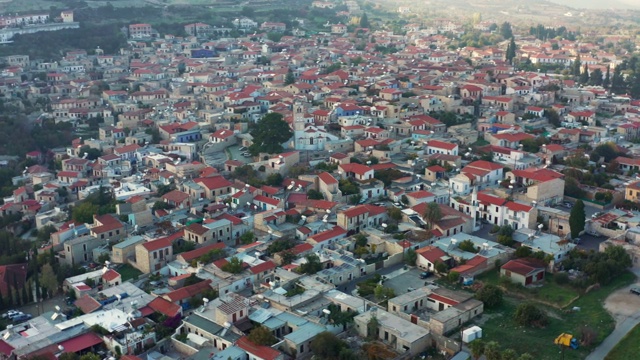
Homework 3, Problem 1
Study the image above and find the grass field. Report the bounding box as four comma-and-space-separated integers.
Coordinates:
118, 264, 143, 282
477, 269, 580, 308
605, 323, 640, 360
477, 271, 636, 360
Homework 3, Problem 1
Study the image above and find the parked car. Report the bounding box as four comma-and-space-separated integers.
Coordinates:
564, 202, 573, 208
2, 310, 19, 319
419, 271, 432, 279
573, 238, 581, 244
239, 146, 246, 151
631, 287, 640, 295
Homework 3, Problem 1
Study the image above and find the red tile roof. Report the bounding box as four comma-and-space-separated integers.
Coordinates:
318, 172, 338, 185
237, 336, 282, 360
0, 340, 13, 357
195, 176, 233, 190
309, 226, 347, 243
163, 279, 213, 303
179, 242, 226, 262
416, 246, 447, 264
427, 140, 457, 151
147, 297, 182, 317
249, 260, 276, 274
428, 293, 459, 306
101, 269, 121, 282
74, 292, 105, 315
59, 332, 103, 353
501, 258, 545, 276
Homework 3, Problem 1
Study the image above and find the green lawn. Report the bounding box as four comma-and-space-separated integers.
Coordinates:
477, 269, 580, 308
605, 323, 640, 360
118, 264, 143, 282
477, 271, 636, 360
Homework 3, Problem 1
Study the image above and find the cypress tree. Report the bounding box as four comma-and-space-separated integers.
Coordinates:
603, 65, 611, 89
569, 200, 586, 239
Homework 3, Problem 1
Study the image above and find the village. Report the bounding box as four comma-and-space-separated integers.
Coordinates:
0, 1, 639, 359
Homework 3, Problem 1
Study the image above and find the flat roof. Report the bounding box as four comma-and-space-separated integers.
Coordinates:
283, 322, 326, 344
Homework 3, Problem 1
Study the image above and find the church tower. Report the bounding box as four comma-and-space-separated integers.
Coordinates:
293, 101, 307, 131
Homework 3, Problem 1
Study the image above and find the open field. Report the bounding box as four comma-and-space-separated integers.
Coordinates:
477, 268, 580, 308
476, 271, 636, 360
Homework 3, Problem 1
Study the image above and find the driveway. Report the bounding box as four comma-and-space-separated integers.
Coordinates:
586, 270, 640, 360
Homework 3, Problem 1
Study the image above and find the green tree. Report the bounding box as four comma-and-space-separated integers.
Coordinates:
484, 341, 501, 360
221, 257, 244, 274
39, 263, 58, 298
387, 206, 402, 221
506, 37, 517, 64
447, 271, 460, 283
517, 354, 534, 360
59, 353, 79, 360
470, 339, 485, 359
248, 113, 293, 155
284, 68, 295, 85
72, 202, 98, 224
579, 64, 589, 84
327, 303, 357, 328
435, 261, 448, 274
299, 254, 322, 275
79, 354, 101, 360
459, 239, 478, 253
405, 248, 417, 266
239, 231, 255, 245
572, 54, 582, 77
307, 189, 324, 200
423, 202, 442, 229
545, 108, 561, 128
476, 284, 503, 308
514, 303, 548, 327
569, 199, 585, 239
603, 65, 611, 89
78, 145, 102, 160
359, 12, 370, 28
374, 284, 395, 301
310, 332, 354, 359
500, 22, 513, 39
247, 325, 277, 346
501, 349, 518, 360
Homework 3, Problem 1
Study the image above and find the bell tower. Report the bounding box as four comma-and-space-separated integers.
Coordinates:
293, 101, 306, 131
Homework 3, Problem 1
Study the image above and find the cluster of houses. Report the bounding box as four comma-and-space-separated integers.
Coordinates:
3, 2, 640, 359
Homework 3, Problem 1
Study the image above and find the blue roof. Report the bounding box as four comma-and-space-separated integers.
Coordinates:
274, 312, 308, 327
284, 322, 326, 344
263, 316, 286, 330
113, 235, 144, 249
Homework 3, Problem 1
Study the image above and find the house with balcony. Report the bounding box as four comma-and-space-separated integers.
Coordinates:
336, 204, 387, 234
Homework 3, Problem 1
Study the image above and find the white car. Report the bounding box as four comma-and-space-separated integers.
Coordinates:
1, 310, 19, 319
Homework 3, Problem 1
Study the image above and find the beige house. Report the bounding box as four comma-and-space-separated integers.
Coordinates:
134, 234, 177, 273
111, 235, 145, 264
354, 308, 430, 356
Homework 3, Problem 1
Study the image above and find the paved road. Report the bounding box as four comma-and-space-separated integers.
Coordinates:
586, 268, 640, 360
586, 311, 640, 360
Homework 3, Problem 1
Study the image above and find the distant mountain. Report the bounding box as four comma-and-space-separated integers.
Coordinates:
545, 0, 640, 9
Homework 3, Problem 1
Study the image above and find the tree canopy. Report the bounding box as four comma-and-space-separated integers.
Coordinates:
569, 199, 585, 239
247, 325, 277, 346
248, 113, 293, 155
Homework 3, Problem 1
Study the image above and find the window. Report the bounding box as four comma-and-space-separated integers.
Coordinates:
153, 252, 158, 259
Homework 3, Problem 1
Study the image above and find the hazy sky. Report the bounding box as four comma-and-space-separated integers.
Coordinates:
547, 0, 640, 9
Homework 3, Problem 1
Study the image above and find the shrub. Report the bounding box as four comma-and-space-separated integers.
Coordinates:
476, 284, 504, 308
554, 272, 569, 285
514, 303, 548, 328
491, 225, 500, 233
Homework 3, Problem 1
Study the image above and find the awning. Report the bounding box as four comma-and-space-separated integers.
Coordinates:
58, 332, 103, 353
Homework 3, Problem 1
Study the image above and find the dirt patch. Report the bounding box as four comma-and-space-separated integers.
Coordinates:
604, 282, 640, 321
